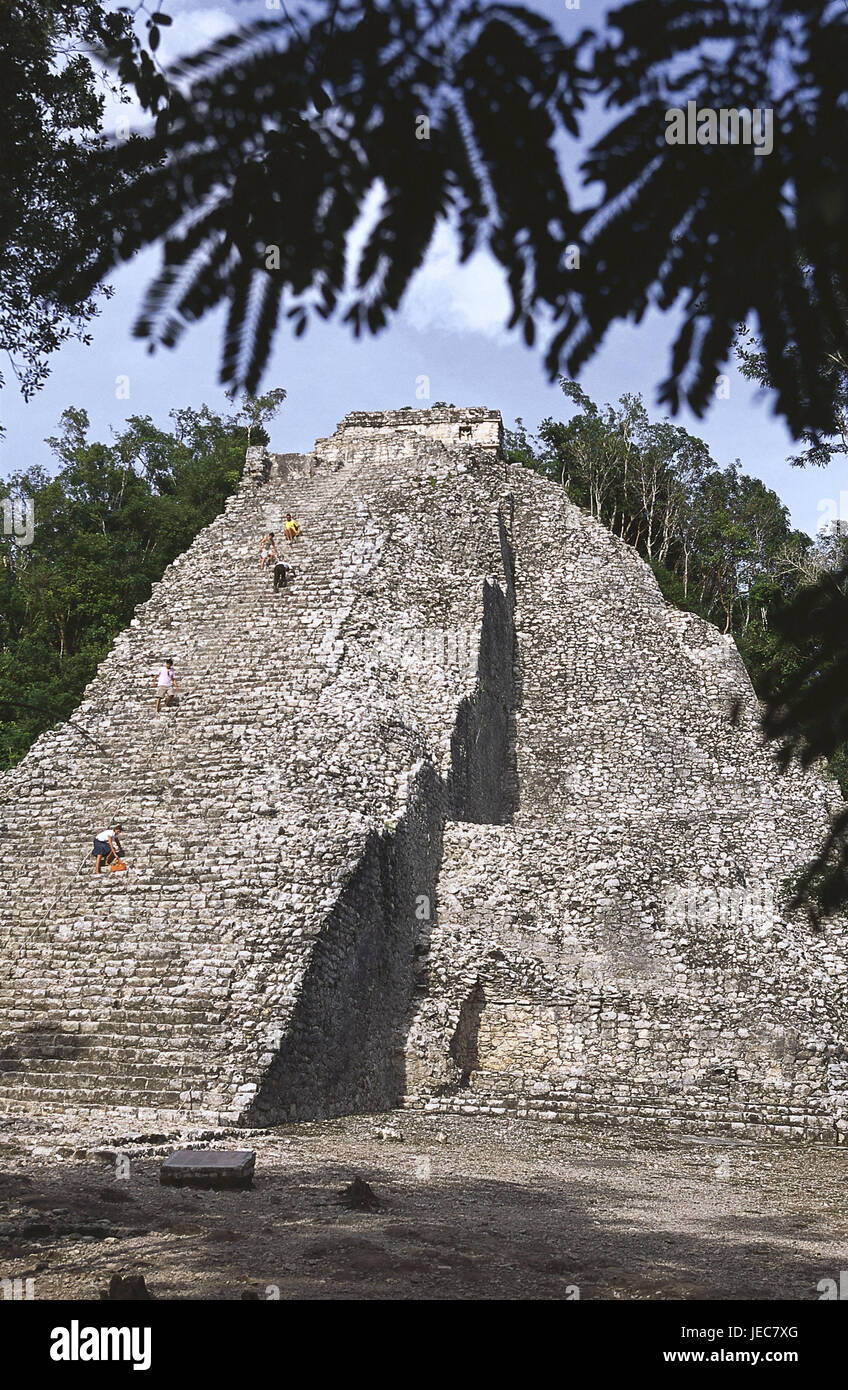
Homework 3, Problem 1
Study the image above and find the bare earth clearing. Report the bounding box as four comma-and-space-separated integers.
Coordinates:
0, 1112, 844, 1301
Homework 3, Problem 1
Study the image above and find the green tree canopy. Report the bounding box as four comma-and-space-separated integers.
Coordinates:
0, 1, 141, 418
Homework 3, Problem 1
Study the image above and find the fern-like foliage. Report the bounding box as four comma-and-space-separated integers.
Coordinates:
580, 0, 848, 437
54, 0, 848, 434
59, 0, 589, 393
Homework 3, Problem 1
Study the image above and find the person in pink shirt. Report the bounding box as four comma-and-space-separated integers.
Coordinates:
152, 658, 178, 713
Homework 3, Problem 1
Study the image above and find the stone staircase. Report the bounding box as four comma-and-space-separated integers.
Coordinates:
0, 421, 515, 1124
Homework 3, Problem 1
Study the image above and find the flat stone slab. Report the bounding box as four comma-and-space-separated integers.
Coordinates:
160, 1150, 255, 1190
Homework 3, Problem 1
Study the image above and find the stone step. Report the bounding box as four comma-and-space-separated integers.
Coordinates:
404, 1084, 838, 1142
0, 1005, 227, 1025
0, 1055, 215, 1082
0, 1077, 201, 1106
0, 1095, 237, 1124
0, 1032, 227, 1057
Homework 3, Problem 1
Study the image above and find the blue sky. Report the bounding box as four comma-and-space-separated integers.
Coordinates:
1, 0, 843, 538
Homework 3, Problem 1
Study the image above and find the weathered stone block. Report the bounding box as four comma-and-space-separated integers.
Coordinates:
160, 1150, 255, 1189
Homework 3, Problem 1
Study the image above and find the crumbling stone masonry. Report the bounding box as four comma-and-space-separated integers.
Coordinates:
1, 408, 847, 1140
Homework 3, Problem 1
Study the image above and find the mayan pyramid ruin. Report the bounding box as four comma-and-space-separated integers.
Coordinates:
2, 406, 848, 1141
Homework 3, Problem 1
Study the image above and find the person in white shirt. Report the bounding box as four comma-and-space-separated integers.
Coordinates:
92, 824, 123, 875
152, 659, 178, 713
259, 532, 277, 570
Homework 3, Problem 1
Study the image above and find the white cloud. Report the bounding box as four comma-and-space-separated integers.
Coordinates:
344, 190, 512, 340
400, 224, 513, 340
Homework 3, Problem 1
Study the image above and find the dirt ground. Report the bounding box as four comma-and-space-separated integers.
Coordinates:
0, 1110, 845, 1301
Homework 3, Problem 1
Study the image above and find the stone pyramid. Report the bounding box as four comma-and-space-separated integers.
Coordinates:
1, 408, 846, 1140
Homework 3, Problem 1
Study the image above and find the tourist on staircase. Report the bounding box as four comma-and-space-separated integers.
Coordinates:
92, 825, 124, 875
273, 557, 293, 591
259, 532, 277, 569
152, 658, 178, 713
283, 513, 300, 543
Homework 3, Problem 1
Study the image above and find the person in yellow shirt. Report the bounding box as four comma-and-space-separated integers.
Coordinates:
283, 513, 300, 543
